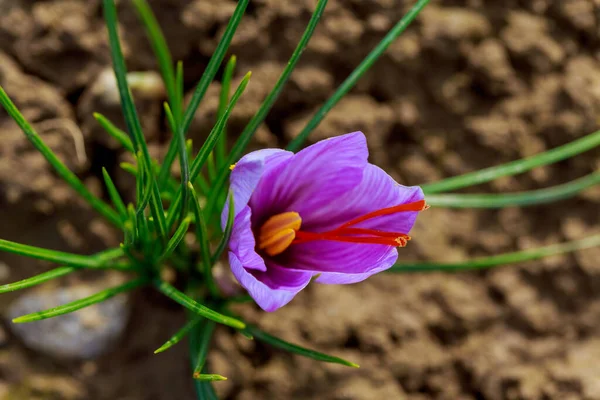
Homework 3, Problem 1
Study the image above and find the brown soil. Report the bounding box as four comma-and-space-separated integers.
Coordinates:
1, 0, 600, 399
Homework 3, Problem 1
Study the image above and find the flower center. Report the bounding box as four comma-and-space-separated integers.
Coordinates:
258, 211, 302, 256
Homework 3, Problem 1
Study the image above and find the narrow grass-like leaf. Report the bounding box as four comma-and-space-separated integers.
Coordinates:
216, 55, 237, 167
93, 113, 134, 152
156, 281, 245, 329
0, 266, 75, 293
13, 277, 146, 323
188, 183, 219, 296
194, 374, 227, 382
0, 87, 122, 227
175, 61, 184, 123
132, 0, 179, 120
158, 0, 250, 184
207, 0, 329, 215
422, 128, 600, 194
165, 102, 190, 225
154, 314, 202, 354
286, 0, 430, 152
102, 167, 127, 219
192, 320, 216, 377
0, 248, 131, 294
158, 217, 192, 263
389, 233, 600, 272
244, 324, 359, 368
190, 323, 220, 400
211, 193, 234, 264
0, 240, 123, 268
426, 171, 600, 208
166, 72, 252, 229
103, 0, 167, 239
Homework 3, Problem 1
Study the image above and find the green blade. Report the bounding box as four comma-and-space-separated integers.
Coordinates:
158, 216, 192, 263
426, 171, 600, 208
194, 374, 227, 382
207, 0, 329, 215
131, 0, 179, 121
389, 233, 600, 272
422, 128, 600, 194
12, 277, 146, 323
165, 72, 252, 229
0, 240, 123, 268
190, 321, 220, 400
188, 183, 219, 297
216, 55, 237, 167
286, 0, 430, 152
155, 281, 245, 329
102, 167, 128, 220
0, 266, 75, 293
93, 112, 134, 153
211, 193, 234, 264
192, 320, 216, 377
243, 324, 358, 368
164, 102, 190, 226
0, 87, 122, 227
154, 314, 202, 354
158, 0, 250, 185
103, 0, 167, 239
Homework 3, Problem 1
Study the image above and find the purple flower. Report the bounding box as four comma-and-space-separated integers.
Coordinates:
223, 132, 426, 312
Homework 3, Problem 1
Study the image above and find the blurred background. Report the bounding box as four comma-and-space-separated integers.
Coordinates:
1, 0, 600, 399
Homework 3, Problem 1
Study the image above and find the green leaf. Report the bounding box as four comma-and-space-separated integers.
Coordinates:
426, 171, 600, 208
12, 277, 146, 323
389, 233, 600, 272
0, 240, 124, 268
216, 55, 237, 167
156, 281, 245, 329
103, 0, 167, 240
190, 322, 220, 400
192, 320, 216, 377
211, 193, 234, 264
93, 112, 134, 153
188, 183, 219, 297
194, 374, 227, 382
207, 0, 329, 215
0, 266, 75, 293
165, 102, 190, 226
158, 216, 192, 263
422, 128, 600, 194
131, 0, 179, 121
102, 167, 128, 220
286, 0, 430, 152
158, 0, 250, 186
166, 71, 252, 229
154, 314, 202, 354
0, 87, 122, 227
244, 324, 359, 368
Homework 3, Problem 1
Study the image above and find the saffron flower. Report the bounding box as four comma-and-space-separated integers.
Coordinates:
223, 132, 426, 311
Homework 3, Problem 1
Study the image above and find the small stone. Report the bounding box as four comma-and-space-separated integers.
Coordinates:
7, 282, 129, 359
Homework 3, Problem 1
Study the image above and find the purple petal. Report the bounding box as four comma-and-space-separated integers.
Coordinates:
315, 247, 398, 284
228, 207, 266, 271
222, 149, 293, 228
249, 131, 368, 227
281, 164, 423, 281
304, 163, 424, 233
229, 252, 312, 312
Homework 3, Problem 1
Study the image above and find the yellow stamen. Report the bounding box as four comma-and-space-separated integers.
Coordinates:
258, 212, 302, 256
229, 164, 236, 170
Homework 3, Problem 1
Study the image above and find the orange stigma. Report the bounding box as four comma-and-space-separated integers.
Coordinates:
294, 200, 427, 247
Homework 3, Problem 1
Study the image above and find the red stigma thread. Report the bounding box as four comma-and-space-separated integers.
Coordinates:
294, 200, 427, 247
